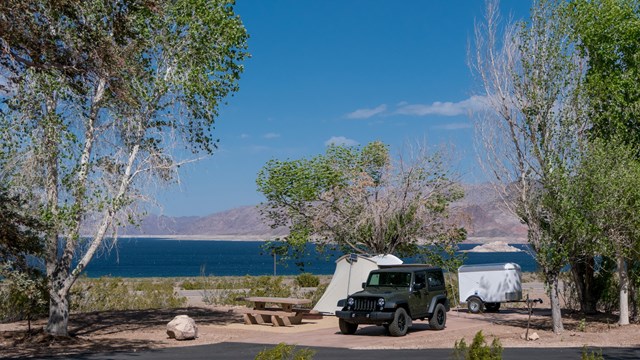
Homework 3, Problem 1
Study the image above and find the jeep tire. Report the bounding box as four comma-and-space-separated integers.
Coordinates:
429, 303, 447, 330
339, 319, 358, 335
388, 308, 409, 337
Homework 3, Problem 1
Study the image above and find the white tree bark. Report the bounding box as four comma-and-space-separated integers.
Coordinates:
617, 255, 630, 326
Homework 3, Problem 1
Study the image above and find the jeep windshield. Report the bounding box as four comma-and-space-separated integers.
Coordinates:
366, 271, 411, 288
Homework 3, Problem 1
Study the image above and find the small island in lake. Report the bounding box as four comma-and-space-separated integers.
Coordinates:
465, 241, 522, 253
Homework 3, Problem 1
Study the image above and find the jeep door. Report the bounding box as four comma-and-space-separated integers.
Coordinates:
408, 271, 429, 318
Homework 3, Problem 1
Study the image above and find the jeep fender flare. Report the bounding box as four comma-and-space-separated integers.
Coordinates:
428, 294, 449, 314
388, 301, 410, 315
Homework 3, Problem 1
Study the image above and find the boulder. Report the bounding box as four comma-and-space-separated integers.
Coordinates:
167, 315, 198, 340
520, 331, 540, 341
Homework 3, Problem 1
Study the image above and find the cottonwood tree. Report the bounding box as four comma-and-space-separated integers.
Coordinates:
573, 138, 640, 325
0, 0, 248, 336
256, 141, 466, 261
471, 0, 589, 334
568, 0, 640, 325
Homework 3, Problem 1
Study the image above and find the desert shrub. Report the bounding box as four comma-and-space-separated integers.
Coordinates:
559, 272, 581, 312
577, 318, 587, 332
201, 276, 293, 306
308, 283, 328, 307
182, 279, 208, 290
520, 272, 540, 283
244, 276, 292, 298
446, 272, 460, 307
70, 277, 186, 312
581, 346, 603, 360
0, 264, 48, 326
255, 343, 315, 360
295, 273, 320, 288
452, 330, 503, 360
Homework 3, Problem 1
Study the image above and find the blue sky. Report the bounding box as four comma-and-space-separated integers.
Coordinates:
158, 0, 532, 217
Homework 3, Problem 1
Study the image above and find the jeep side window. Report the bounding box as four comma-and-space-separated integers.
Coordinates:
414, 272, 426, 288
427, 271, 444, 289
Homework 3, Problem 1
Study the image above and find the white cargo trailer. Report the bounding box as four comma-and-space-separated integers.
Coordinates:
458, 263, 523, 313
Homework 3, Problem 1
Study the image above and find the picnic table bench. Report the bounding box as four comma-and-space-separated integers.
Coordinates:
236, 296, 312, 327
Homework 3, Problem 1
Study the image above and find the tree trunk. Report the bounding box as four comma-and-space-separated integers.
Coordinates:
617, 255, 630, 325
548, 273, 564, 334
45, 273, 70, 336
570, 256, 598, 314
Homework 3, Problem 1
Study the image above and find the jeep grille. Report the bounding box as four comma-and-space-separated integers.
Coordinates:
352, 297, 378, 311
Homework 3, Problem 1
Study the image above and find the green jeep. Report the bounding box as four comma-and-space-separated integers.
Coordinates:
335, 266, 450, 337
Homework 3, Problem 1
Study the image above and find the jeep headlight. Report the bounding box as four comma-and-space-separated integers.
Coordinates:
347, 297, 355, 309
377, 298, 385, 309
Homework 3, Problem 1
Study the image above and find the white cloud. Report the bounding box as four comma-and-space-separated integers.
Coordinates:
435, 122, 473, 130
240, 133, 250, 139
325, 136, 359, 147
395, 95, 489, 117
346, 104, 387, 119
263, 132, 280, 139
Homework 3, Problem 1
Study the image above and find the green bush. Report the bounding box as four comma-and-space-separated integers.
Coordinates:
295, 273, 320, 288
453, 331, 503, 360
70, 277, 186, 312
255, 343, 315, 360
244, 276, 292, 298
201, 275, 294, 306
581, 346, 604, 360
0, 265, 48, 325
182, 279, 209, 290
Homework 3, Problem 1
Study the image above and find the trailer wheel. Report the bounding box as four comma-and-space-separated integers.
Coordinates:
467, 297, 484, 314
485, 302, 501, 312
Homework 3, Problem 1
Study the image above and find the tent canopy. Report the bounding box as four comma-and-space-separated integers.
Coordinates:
312, 254, 403, 315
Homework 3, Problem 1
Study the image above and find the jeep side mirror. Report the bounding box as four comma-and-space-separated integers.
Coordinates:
362, 282, 366, 288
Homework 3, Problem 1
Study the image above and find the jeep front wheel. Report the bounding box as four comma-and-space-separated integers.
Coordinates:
339, 319, 358, 335
388, 308, 409, 337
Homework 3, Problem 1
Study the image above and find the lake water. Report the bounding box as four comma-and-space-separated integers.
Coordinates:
81, 238, 538, 278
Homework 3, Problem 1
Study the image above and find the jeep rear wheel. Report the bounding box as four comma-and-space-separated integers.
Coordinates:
339, 319, 358, 335
429, 303, 447, 330
467, 297, 483, 314
388, 308, 409, 337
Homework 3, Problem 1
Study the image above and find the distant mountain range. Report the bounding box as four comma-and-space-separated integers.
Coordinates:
123, 183, 528, 243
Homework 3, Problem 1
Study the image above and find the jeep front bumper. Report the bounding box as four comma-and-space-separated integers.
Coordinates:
335, 310, 395, 324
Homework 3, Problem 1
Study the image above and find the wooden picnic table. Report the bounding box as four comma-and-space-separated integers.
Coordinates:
236, 296, 312, 327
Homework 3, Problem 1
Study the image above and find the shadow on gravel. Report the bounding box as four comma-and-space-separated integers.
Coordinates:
0, 307, 242, 359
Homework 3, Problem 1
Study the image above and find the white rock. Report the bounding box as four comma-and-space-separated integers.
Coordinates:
167, 315, 198, 340
466, 241, 522, 253
520, 331, 540, 341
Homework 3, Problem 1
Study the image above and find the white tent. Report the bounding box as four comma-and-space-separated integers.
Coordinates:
313, 254, 403, 315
